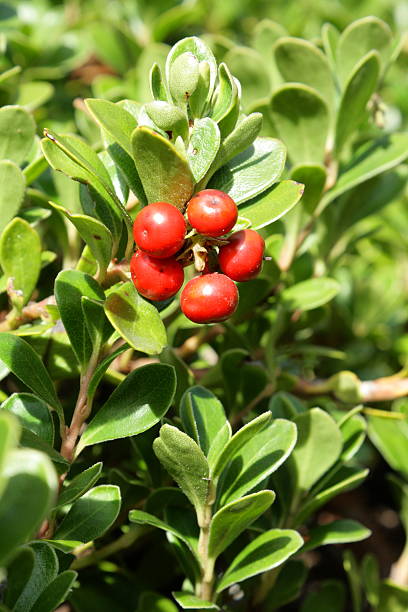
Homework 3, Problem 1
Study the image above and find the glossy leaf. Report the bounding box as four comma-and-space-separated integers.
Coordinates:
281, 278, 340, 311
79, 364, 175, 449
0, 334, 61, 413
318, 133, 408, 213
187, 118, 220, 182
216, 528, 303, 592
0, 448, 57, 566
180, 386, 231, 469
335, 51, 380, 154
30, 570, 77, 612
19, 429, 68, 467
56, 462, 103, 508
274, 37, 335, 105
0, 106, 36, 165
294, 466, 369, 525
302, 519, 371, 552
212, 412, 272, 479
270, 84, 329, 165
368, 416, 408, 479
85, 98, 136, 156
55, 270, 105, 367
132, 126, 194, 209
172, 592, 219, 610
209, 490, 275, 559
49, 201, 112, 276
54, 485, 121, 542
153, 425, 210, 523
0, 218, 41, 309
218, 418, 297, 505
104, 281, 167, 354
87, 343, 129, 402
291, 408, 343, 492
0, 161, 25, 234
209, 137, 286, 204
129, 509, 197, 555
240, 180, 304, 229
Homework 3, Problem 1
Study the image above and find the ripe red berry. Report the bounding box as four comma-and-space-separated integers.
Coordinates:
180, 273, 239, 323
130, 250, 184, 301
187, 189, 238, 237
218, 229, 265, 282
133, 201, 186, 258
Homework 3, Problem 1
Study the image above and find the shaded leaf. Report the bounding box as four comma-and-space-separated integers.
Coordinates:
240, 180, 304, 229
129, 509, 197, 556
30, 570, 77, 612
56, 462, 103, 508
54, 485, 121, 542
0, 106, 36, 165
0, 161, 25, 234
302, 519, 371, 552
187, 118, 220, 183
281, 278, 340, 311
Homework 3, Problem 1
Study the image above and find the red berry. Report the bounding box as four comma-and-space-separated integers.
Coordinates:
180, 273, 238, 323
187, 189, 238, 237
130, 250, 184, 301
133, 201, 186, 258
218, 229, 265, 282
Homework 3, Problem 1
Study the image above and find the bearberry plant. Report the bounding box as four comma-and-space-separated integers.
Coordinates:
0, 11, 408, 612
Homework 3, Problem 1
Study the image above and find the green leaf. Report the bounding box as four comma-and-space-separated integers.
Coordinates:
368, 416, 408, 479
79, 364, 176, 449
168, 52, 199, 105
138, 591, 178, 612
54, 270, 105, 367
87, 343, 129, 403
0, 334, 61, 413
218, 418, 297, 505
85, 98, 136, 157
281, 278, 340, 311
378, 581, 408, 612
0, 161, 25, 234
145, 102, 189, 141
209, 490, 275, 560
54, 485, 121, 543
294, 466, 369, 525
339, 413, 366, 462
291, 164, 326, 215
153, 425, 210, 524
129, 509, 197, 555
150, 63, 169, 102
224, 46, 271, 108
0, 449, 57, 566
291, 408, 343, 492
165, 37, 217, 105
318, 133, 408, 214
208, 113, 263, 180
337, 16, 392, 83
49, 201, 112, 277
274, 37, 335, 106
240, 180, 304, 230
302, 519, 371, 552
30, 570, 77, 612
212, 412, 272, 479
335, 51, 380, 154
104, 281, 167, 355
209, 137, 286, 205
189, 60, 211, 118
216, 528, 303, 593
180, 386, 231, 470
160, 347, 194, 406
12, 542, 58, 612
0, 412, 20, 495
211, 63, 237, 124
270, 84, 329, 165
301, 580, 346, 612
3, 546, 35, 610
41, 132, 125, 241
132, 126, 194, 209
0, 218, 41, 309
172, 592, 219, 610
187, 118, 220, 183
56, 462, 103, 508
0, 106, 36, 165
264, 560, 308, 610
15, 81, 54, 112
19, 429, 68, 467
322, 23, 340, 71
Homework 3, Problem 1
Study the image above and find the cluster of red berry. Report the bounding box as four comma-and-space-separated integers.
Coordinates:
130, 189, 265, 324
